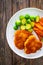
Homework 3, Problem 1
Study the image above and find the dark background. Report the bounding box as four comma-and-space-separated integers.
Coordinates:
0, 0, 43, 65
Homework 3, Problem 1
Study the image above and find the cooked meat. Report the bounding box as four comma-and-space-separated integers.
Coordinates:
14, 30, 31, 49
24, 35, 42, 54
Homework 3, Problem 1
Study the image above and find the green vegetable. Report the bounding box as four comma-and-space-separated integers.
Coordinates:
36, 16, 40, 22
20, 25, 26, 30
21, 18, 26, 25
15, 20, 21, 26
13, 25, 18, 30
13, 14, 40, 31
30, 22, 35, 27
34, 16, 36, 21
25, 24, 31, 30
30, 16, 35, 21
28, 28, 33, 32
27, 19, 31, 23
25, 14, 30, 19
19, 15, 24, 20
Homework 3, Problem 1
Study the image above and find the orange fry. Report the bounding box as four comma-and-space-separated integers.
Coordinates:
38, 35, 42, 41
40, 21, 43, 26
34, 23, 43, 31
40, 17, 43, 22
34, 27, 43, 37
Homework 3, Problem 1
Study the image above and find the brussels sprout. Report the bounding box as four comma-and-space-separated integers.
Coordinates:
28, 28, 33, 32
15, 20, 21, 26
13, 25, 18, 30
25, 24, 31, 30
36, 16, 40, 22
21, 18, 26, 25
27, 19, 31, 23
20, 25, 26, 30
25, 14, 30, 19
30, 16, 35, 21
30, 22, 35, 27
19, 15, 24, 20
34, 16, 36, 21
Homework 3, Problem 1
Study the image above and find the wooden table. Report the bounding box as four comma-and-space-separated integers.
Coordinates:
0, 0, 43, 65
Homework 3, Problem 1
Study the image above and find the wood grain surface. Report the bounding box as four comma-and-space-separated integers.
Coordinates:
0, 0, 43, 65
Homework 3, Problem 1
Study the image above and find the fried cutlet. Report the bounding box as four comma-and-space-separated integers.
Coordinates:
14, 30, 31, 49
24, 35, 42, 54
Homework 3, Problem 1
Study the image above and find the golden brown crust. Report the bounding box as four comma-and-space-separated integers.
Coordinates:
14, 30, 42, 54
24, 35, 42, 54
14, 30, 31, 49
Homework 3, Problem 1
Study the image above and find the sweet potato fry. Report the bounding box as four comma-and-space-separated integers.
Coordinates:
40, 17, 43, 22
34, 27, 43, 37
38, 17, 43, 26
34, 23, 43, 31
40, 21, 43, 26
34, 17, 43, 40
34, 30, 42, 40
38, 35, 42, 41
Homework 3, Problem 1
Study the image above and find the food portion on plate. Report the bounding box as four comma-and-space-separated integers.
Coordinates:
13, 14, 43, 54
24, 35, 42, 54
13, 14, 36, 32
34, 17, 43, 41
14, 30, 31, 49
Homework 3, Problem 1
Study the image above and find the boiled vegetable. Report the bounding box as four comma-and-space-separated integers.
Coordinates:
27, 19, 31, 24
15, 20, 21, 26
21, 18, 26, 25
25, 14, 30, 19
28, 28, 33, 32
30, 22, 35, 27
13, 25, 18, 30
19, 15, 24, 20
36, 16, 40, 22
30, 16, 35, 21
20, 25, 26, 30
25, 24, 31, 30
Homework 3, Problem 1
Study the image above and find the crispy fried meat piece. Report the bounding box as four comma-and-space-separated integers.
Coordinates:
14, 30, 31, 49
24, 35, 42, 54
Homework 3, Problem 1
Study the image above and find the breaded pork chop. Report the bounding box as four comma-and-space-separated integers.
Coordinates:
24, 35, 42, 54
14, 30, 31, 49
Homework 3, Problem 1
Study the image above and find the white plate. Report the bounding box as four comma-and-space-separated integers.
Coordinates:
6, 8, 43, 59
